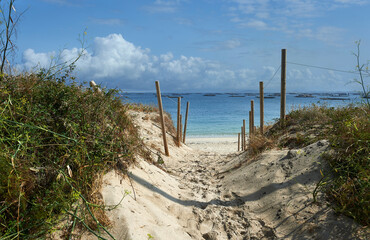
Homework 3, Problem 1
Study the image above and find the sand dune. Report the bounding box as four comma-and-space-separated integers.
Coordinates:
82, 111, 365, 240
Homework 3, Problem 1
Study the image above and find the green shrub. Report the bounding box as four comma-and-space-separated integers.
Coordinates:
268, 104, 369, 225
0, 74, 148, 238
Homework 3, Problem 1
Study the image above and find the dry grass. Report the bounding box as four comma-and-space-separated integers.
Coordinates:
257, 103, 369, 226
247, 126, 276, 157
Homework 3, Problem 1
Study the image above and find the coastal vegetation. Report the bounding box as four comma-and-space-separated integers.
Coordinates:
0, 75, 368, 239
249, 103, 369, 226
0, 72, 150, 239
0, 1, 368, 237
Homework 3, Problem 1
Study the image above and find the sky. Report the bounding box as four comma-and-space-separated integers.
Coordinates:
11, 0, 370, 92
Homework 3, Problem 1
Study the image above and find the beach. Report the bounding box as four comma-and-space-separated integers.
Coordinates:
185, 137, 238, 154
79, 110, 365, 240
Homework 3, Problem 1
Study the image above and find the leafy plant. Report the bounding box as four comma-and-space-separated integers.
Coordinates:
0, 73, 150, 238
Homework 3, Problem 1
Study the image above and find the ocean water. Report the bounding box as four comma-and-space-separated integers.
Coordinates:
123, 92, 360, 137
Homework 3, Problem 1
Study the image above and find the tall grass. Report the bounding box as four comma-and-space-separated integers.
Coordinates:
0, 74, 149, 238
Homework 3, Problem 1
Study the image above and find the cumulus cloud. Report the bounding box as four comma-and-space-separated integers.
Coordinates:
20, 34, 354, 92
22, 49, 55, 70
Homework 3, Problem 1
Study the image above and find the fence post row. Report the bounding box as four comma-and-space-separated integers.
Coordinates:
155, 81, 169, 156
280, 49, 286, 124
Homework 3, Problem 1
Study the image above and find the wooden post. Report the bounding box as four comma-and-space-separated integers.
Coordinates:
155, 81, 169, 156
238, 133, 240, 151
177, 97, 181, 147
243, 120, 246, 150
259, 81, 264, 135
240, 126, 245, 151
183, 102, 189, 143
251, 100, 254, 135
249, 111, 252, 137
281, 49, 286, 124
240, 127, 243, 151
180, 114, 183, 143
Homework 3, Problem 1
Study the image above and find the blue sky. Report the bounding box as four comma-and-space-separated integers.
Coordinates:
13, 0, 370, 92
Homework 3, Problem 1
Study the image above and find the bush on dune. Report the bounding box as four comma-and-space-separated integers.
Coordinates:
259, 104, 369, 226
0, 73, 149, 239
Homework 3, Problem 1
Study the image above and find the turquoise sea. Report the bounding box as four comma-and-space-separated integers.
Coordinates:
123, 92, 361, 137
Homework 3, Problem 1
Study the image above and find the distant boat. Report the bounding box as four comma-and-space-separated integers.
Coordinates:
164, 95, 183, 98
203, 94, 216, 96
167, 96, 183, 99
229, 95, 245, 98
295, 94, 314, 98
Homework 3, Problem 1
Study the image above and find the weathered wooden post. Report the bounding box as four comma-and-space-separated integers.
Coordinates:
180, 114, 183, 143
259, 81, 264, 135
281, 49, 286, 124
243, 119, 246, 150
155, 81, 169, 156
238, 133, 240, 151
251, 100, 254, 134
241, 126, 244, 151
249, 111, 251, 137
177, 97, 181, 147
183, 102, 189, 143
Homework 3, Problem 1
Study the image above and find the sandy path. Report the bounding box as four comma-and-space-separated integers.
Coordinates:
82, 111, 366, 240
185, 137, 238, 154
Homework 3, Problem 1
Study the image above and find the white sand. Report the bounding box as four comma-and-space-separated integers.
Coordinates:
81, 110, 366, 240
185, 137, 238, 154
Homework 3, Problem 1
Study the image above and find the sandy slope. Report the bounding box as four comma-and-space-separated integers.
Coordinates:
82, 111, 366, 240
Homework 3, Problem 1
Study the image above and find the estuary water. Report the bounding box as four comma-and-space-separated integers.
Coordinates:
123, 92, 360, 137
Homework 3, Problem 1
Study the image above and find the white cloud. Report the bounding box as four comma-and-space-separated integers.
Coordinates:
22, 49, 55, 70
241, 19, 267, 29
224, 39, 242, 49
160, 52, 174, 62
315, 26, 345, 44
228, 0, 369, 44
20, 34, 356, 92
334, 0, 367, 4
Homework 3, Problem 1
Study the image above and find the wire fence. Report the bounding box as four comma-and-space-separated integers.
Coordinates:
263, 60, 362, 93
